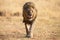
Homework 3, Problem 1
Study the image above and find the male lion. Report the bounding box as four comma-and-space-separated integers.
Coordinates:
22, 2, 37, 38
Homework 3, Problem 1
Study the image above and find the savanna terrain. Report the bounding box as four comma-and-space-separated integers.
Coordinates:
0, 0, 60, 40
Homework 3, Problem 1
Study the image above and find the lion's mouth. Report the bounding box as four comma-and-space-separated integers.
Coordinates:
27, 15, 32, 19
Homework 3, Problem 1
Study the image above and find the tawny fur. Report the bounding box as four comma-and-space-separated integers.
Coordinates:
22, 2, 37, 38
23, 2, 37, 24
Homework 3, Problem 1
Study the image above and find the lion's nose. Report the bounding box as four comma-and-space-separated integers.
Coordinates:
27, 11, 31, 15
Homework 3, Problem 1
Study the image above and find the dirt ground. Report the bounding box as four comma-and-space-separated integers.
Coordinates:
0, 0, 60, 40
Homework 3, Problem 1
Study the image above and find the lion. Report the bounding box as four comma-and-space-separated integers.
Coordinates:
22, 2, 37, 38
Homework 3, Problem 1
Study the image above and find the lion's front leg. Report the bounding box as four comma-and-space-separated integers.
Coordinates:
25, 23, 29, 37
28, 24, 33, 38
25, 23, 33, 38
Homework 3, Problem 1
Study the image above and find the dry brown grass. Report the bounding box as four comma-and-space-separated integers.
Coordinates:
0, 0, 60, 40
